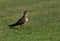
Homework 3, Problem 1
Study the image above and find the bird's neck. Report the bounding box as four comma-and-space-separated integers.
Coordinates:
23, 13, 28, 18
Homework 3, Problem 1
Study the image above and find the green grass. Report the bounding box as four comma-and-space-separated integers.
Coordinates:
0, 0, 60, 41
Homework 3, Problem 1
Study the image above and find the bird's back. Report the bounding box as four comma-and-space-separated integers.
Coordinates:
16, 16, 26, 25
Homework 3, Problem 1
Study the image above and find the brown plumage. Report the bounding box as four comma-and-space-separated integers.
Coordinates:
9, 10, 30, 27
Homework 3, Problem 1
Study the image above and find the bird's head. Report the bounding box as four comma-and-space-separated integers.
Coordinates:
24, 10, 31, 15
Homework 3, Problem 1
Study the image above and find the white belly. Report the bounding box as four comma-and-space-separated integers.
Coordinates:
26, 18, 28, 22
25, 18, 28, 24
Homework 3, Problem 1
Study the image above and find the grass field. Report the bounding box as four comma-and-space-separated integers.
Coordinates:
0, 0, 60, 41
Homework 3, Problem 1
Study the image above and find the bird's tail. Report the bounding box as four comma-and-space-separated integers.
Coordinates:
8, 23, 18, 27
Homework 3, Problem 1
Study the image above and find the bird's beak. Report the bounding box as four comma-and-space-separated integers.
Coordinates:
29, 11, 31, 12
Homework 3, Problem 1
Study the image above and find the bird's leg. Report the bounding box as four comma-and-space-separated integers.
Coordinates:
20, 25, 24, 31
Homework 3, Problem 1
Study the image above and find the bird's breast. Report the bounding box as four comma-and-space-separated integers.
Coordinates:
26, 18, 28, 22
25, 18, 28, 23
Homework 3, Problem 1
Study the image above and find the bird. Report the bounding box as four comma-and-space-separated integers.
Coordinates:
9, 10, 30, 28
